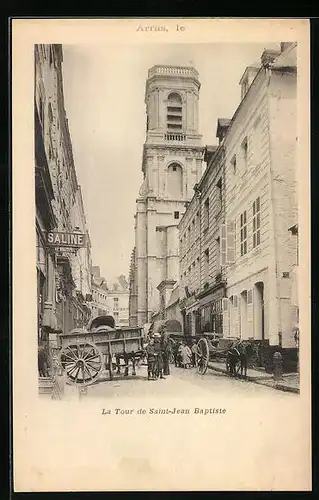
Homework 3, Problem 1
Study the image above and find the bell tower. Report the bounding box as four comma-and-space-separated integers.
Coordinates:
133, 65, 204, 326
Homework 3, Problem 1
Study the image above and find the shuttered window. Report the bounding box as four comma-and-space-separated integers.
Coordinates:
220, 224, 227, 266
220, 222, 236, 266
240, 210, 248, 256
253, 197, 261, 248
227, 221, 235, 263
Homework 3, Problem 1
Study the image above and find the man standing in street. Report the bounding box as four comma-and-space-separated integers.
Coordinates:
160, 328, 171, 376
146, 338, 156, 380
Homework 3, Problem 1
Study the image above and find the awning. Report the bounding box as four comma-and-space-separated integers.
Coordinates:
151, 319, 182, 334
87, 315, 115, 331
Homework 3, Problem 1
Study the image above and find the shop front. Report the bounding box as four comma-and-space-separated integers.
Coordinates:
197, 284, 226, 336
180, 294, 199, 335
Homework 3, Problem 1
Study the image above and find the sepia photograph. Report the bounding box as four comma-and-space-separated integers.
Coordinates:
12, 18, 311, 492
35, 41, 300, 399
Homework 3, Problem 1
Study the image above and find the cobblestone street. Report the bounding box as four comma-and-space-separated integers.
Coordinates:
80, 364, 297, 399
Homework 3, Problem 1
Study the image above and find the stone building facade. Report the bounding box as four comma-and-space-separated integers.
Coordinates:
178, 138, 227, 336
178, 42, 298, 370
91, 266, 110, 318
106, 275, 130, 327
130, 65, 204, 326
221, 43, 298, 369
35, 44, 92, 365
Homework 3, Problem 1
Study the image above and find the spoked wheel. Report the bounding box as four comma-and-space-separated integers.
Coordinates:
196, 338, 209, 375
60, 341, 103, 386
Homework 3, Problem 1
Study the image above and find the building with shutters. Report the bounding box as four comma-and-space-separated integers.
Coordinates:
91, 266, 110, 318
130, 65, 205, 326
177, 42, 298, 371
106, 276, 129, 327
35, 44, 92, 368
220, 42, 298, 370
178, 140, 226, 336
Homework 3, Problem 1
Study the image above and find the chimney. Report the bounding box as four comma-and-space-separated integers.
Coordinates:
216, 118, 231, 144
280, 42, 294, 53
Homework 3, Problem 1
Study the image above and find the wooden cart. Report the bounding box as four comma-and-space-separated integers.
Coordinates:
59, 315, 144, 386
195, 336, 240, 375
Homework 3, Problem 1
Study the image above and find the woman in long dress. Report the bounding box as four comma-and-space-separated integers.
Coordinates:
181, 343, 192, 369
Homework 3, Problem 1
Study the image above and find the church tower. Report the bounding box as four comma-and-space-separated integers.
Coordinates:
133, 65, 204, 326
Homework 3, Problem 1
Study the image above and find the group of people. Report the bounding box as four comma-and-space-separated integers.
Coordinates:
145, 330, 171, 381
145, 332, 199, 380
173, 340, 197, 369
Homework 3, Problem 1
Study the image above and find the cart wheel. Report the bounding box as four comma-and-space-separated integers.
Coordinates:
60, 341, 103, 386
196, 338, 209, 375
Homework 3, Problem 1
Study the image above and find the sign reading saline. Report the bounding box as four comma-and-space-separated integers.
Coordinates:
46, 231, 87, 248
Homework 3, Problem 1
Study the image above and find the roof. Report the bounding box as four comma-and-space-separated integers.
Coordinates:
166, 286, 180, 308
239, 64, 260, 85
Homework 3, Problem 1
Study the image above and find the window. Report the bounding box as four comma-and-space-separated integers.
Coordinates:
231, 155, 237, 175
167, 93, 183, 132
240, 211, 248, 256
216, 178, 223, 214
204, 198, 209, 230
174, 211, 179, 219
253, 197, 261, 248
242, 137, 248, 168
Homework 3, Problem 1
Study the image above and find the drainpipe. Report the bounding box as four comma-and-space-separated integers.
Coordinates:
265, 65, 282, 352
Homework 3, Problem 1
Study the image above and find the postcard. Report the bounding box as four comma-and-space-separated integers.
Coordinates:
12, 18, 311, 491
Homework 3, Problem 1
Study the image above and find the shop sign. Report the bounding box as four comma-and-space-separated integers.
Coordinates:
45, 231, 87, 248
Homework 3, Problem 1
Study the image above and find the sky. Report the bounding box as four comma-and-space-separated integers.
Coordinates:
61, 42, 280, 284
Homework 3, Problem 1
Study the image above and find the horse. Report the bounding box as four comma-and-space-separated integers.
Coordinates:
113, 351, 145, 377
226, 345, 241, 378
226, 340, 255, 380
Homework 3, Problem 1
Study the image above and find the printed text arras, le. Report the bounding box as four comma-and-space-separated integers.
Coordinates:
136, 25, 185, 33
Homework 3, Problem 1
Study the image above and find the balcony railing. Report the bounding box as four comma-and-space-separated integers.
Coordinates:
165, 133, 186, 142
148, 65, 199, 79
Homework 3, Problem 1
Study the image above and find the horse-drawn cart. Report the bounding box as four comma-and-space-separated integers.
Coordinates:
195, 336, 244, 376
59, 315, 144, 386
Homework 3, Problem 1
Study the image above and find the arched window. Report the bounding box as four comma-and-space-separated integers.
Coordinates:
167, 92, 183, 133
167, 163, 183, 199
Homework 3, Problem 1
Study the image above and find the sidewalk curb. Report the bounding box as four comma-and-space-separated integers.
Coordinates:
207, 364, 299, 394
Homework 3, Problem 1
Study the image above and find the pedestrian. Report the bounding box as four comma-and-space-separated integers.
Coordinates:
146, 338, 156, 380
153, 333, 165, 379
180, 342, 192, 369
161, 328, 171, 376
177, 342, 183, 367
191, 340, 197, 367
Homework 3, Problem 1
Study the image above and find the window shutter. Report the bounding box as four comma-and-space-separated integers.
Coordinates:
220, 224, 227, 266
226, 221, 235, 264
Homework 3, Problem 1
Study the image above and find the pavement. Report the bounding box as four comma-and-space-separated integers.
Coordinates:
45, 361, 299, 400
207, 361, 300, 394
78, 363, 298, 400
